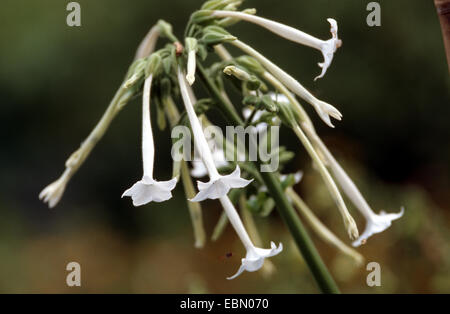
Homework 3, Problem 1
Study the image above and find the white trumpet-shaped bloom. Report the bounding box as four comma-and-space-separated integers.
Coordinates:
352, 208, 404, 247
122, 75, 177, 206
191, 165, 251, 202
227, 241, 283, 280
303, 123, 404, 247
219, 196, 283, 280
178, 67, 282, 278
212, 11, 341, 80
186, 50, 197, 85
233, 40, 342, 128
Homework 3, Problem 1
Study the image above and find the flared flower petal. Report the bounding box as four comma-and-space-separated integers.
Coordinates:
39, 170, 70, 208
191, 166, 253, 202
122, 176, 177, 206
227, 242, 283, 280
352, 208, 404, 247
314, 19, 341, 81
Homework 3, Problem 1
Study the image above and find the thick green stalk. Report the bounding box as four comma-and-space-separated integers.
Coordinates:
197, 62, 340, 294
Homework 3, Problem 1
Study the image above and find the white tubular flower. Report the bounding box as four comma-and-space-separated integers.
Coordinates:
177, 67, 252, 201
178, 67, 282, 279
122, 75, 177, 206
39, 169, 71, 208
186, 50, 197, 85
233, 40, 342, 128
185, 37, 198, 86
219, 196, 283, 280
212, 11, 341, 80
303, 123, 404, 247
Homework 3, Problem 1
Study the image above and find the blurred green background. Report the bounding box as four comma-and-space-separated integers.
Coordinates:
0, 0, 449, 293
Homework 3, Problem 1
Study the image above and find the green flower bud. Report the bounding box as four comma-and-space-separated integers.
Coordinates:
123, 58, 146, 88
185, 37, 198, 53
242, 95, 259, 107
197, 44, 208, 60
260, 95, 279, 113
157, 20, 177, 42
217, 8, 257, 27
145, 54, 163, 77
191, 10, 215, 24
201, 25, 237, 46
223, 65, 251, 81
201, 0, 241, 10
277, 101, 297, 128
223, 65, 263, 91
235, 56, 265, 75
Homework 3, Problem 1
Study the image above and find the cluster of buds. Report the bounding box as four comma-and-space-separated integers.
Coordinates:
40, 0, 403, 281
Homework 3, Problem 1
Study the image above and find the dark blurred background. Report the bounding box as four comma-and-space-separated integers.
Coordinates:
0, 0, 449, 293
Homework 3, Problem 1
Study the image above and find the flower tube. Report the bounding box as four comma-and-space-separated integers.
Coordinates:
302, 122, 404, 247
122, 75, 177, 206
177, 67, 252, 201
211, 10, 341, 80
178, 66, 282, 279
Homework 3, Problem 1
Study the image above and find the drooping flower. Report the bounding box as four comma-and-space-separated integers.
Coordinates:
178, 66, 282, 278
352, 208, 404, 247
122, 75, 177, 206
211, 10, 342, 80
219, 195, 283, 280
302, 122, 404, 247
232, 40, 342, 128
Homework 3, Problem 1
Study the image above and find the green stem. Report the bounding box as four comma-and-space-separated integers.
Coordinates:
164, 96, 206, 248
197, 62, 340, 294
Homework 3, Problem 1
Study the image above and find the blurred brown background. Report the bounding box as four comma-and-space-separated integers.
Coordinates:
0, 0, 449, 293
